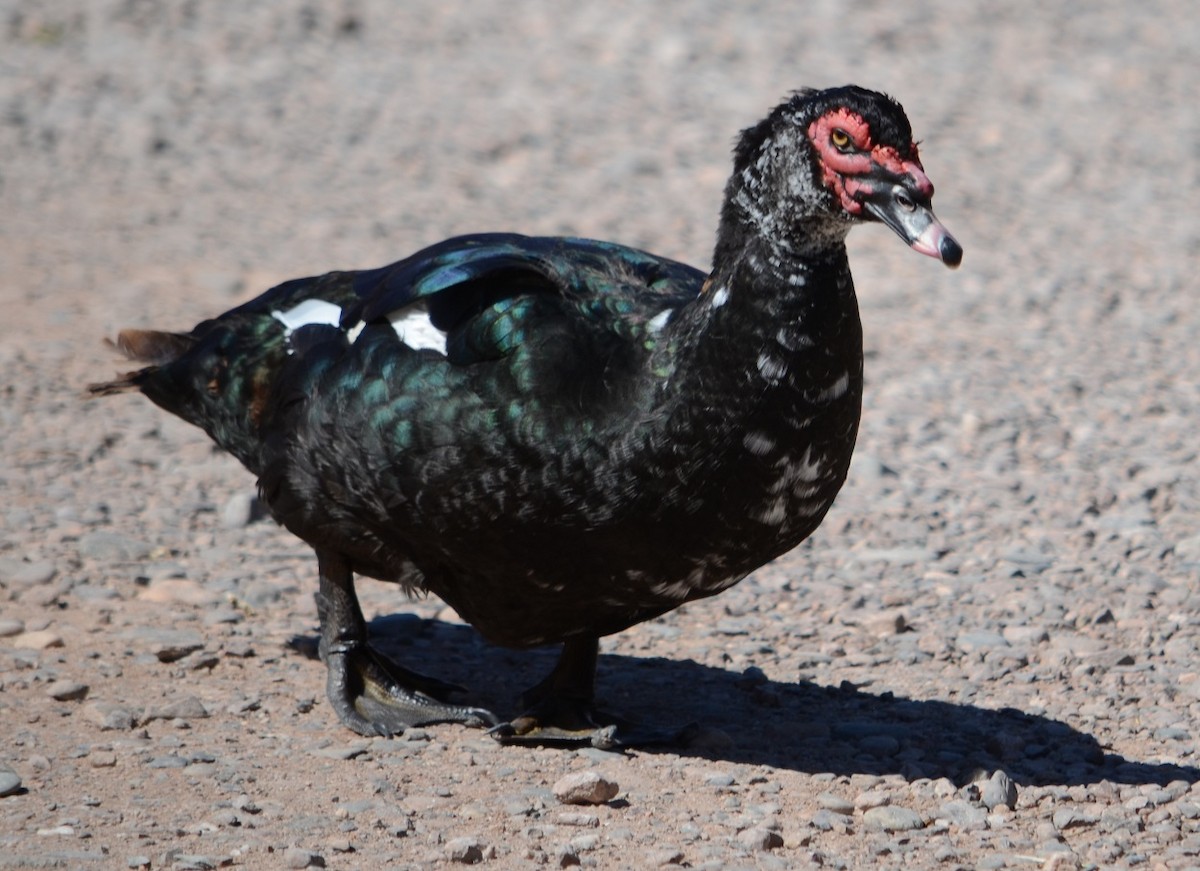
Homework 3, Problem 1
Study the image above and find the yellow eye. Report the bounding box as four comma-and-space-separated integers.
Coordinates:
830, 129, 852, 151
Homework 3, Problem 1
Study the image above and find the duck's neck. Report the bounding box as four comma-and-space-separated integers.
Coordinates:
666, 227, 861, 414
637, 228, 864, 562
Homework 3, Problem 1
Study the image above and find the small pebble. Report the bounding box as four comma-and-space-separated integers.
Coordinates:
556, 811, 600, 827
936, 799, 988, 829
173, 855, 219, 870
0, 558, 57, 588
232, 794, 261, 814
980, 770, 1019, 810
310, 742, 370, 760
37, 825, 75, 836
738, 826, 784, 850
817, 792, 855, 814
0, 766, 22, 797
13, 629, 64, 650
137, 579, 221, 607
0, 618, 24, 637
83, 702, 137, 731
46, 680, 89, 701
143, 696, 209, 722
77, 531, 153, 561
552, 771, 619, 805
854, 790, 891, 810
283, 846, 325, 868
810, 809, 850, 832
554, 844, 581, 867
446, 837, 484, 864
1053, 807, 1099, 830
863, 805, 925, 832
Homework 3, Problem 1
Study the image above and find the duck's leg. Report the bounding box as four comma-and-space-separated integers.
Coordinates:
491, 636, 614, 747
314, 549, 499, 737
492, 636, 686, 749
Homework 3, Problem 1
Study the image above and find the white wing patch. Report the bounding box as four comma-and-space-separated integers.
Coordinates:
710, 285, 730, 308
271, 299, 447, 356
271, 299, 343, 337
389, 308, 447, 354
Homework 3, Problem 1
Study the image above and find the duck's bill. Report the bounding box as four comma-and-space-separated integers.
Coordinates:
863, 184, 963, 269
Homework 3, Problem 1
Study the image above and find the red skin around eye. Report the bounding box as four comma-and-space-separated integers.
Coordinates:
808, 109, 932, 214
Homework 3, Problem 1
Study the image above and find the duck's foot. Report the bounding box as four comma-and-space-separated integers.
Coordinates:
487, 636, 692, 749
488, 699, 688, 749
313, 549, 498, 738
324, 638, 500, 738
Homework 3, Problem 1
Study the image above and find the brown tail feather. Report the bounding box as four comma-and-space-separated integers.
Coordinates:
86, 329, 194, 397
110, 329, 196, 364
87, 371, 152, 396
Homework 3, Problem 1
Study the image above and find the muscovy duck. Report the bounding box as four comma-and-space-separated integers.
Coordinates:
92, 85, 960, 747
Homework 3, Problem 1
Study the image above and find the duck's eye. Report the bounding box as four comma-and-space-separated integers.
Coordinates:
830, 129, 852, 151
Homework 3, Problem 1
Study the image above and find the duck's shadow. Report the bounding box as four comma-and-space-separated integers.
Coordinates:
293, 615, 1198, 789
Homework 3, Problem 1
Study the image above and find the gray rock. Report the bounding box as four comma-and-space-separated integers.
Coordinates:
120, 628, 205, 662
1053, 807, 1099, 830
83, 702, 138, 731
568, 834, 598, 852
147, 754, 189, 768
956, 631, 1010, 653
816, 791, 855, 815
446, 837, 484, 864
310, 742, 370, 760
77, 531, 154, 562
981, 770, 1019, 810
737, 826, 784, 850
12, 629, 64, 650
0, 618, 24, 637
936, 800, 988, 829
552, 771, 618, 805
1174, 535, 1200, 562
0, 766, 22, 797
144, 696, 209, 722
172, 855, 221, 870
556, 844, 581, 867
646, 848, 686, 866
0, 557, 57, 588
810, 809, 850, 832
863, 805, 925, 832
555, 811, 600, 827
282, 846, 325, 868
45, 680, 89, 701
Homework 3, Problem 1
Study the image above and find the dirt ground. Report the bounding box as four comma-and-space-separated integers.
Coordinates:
2, 1, 1199, 869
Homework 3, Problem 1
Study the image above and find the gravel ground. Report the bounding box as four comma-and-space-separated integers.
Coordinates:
2, 1, 1199, 869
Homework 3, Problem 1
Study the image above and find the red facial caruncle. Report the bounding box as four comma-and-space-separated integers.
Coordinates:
807, 108, 933, 214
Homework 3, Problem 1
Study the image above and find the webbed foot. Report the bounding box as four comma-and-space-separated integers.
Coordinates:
323, 637, 499, 737
314, 550, 498, 737
488, 636, 691, 749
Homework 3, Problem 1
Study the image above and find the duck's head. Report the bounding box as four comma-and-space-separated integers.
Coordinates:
726, 85, 962, 268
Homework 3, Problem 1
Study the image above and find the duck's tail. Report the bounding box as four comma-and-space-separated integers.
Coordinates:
88, 329, 198, 396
